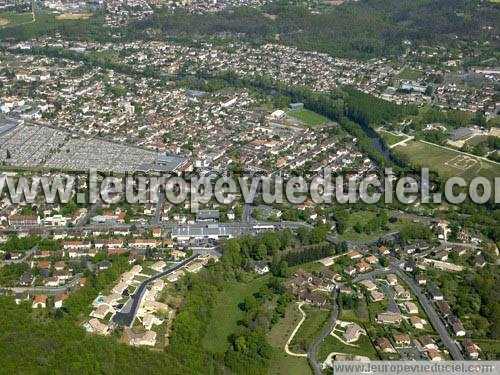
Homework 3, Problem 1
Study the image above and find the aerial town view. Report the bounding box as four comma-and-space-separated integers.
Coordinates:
0, 0, 499, 374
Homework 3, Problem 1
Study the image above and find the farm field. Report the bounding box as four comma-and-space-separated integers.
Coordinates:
201, 275, 270, 353
267, 303, 312, 375
392, 140, 500, 182
288, 108, 329, 127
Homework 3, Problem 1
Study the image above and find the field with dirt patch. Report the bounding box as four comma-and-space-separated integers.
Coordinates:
0, 18, 9, 27
393, 140, 500, 182
55, 13, 92, 20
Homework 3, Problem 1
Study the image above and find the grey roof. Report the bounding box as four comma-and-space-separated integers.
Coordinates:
196, 210, 220, 221
137, 155, 187, 173
448, 127, 474, 141
172, 225, 247, 239
0, 116, 21, 136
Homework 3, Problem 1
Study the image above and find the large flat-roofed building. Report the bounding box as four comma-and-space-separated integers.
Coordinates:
172, 224, 248, 241
136, 154, 188, 174
8, 215, 41, 227
448, 127, 474, 141
0, 116, 22, 136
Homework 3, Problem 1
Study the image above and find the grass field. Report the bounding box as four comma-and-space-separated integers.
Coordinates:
338, 210, 402, 241
289, 305, 330, 353
0, 12, 102, 40
288, 108, 329, 127
267, 303, 312, 375
87, 50, 121, 63
470, 339, 500, 359
379, 130, 407, 146
202, 275, 270, 353
318, 332, 379, 362
397, 68, 423, 80
393, 140, 500, 182
55, 13, 92, 20
0, 12, 33, 28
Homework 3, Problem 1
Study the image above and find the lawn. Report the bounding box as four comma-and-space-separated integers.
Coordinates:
202, 275, 270, 353
268, 303, 312, 375
465, 135, 488, 147
288, 108, 329, 127
397, 68, 423, 80
392, 140, 500, 182
471, 339, 500, 359
338, 301, 369, 324
87, 50, 121, 63
289, 305, 330, 353
0, 12, 32, 28
338, 210, 402, 241
318, 332, 379, 362
379, 130, 407, 146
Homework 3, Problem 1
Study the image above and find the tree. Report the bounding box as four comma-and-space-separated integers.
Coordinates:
278, 260, 289, 278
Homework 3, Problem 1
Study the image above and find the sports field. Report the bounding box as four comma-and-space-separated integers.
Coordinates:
397, 68, 423, 80
393, 140, 500, 181
288, 108, 329, 127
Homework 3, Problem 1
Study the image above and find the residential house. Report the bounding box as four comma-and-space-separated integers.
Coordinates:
87, 318, 109, 335
404, 301, 419, 314
375, 337, 396, 353
121, 328, 156, 347
254, 261, 270, 275
410, 316, 425, 329
394, 334, 411, 347
427, 285, 444, 301
32, 295, 48, 309
54, 294, 68, 309
342, 323, 364, 343
462, 339, 480, 360
377, 312, 402, 325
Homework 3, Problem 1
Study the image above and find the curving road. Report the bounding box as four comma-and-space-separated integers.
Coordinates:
113, 254, 198, 327
7, 273, 83, 296
307, 288, 339, 375
307, 242, 464, 373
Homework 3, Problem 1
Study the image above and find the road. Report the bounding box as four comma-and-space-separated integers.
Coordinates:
307, 235, 465, 372
308, 288, 339, 375
76, 200, 102, 227
0, 246, 37, 265
113, 254, 198, 327
242, 204, 253, 223
393, 266, 464, 360
6, 273, 83, 296
153, 186, 165, 226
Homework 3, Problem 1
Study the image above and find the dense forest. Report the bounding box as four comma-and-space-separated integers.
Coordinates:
0, 256, 194, 374
132, 0, 500, 58
1, 1, 498, 59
